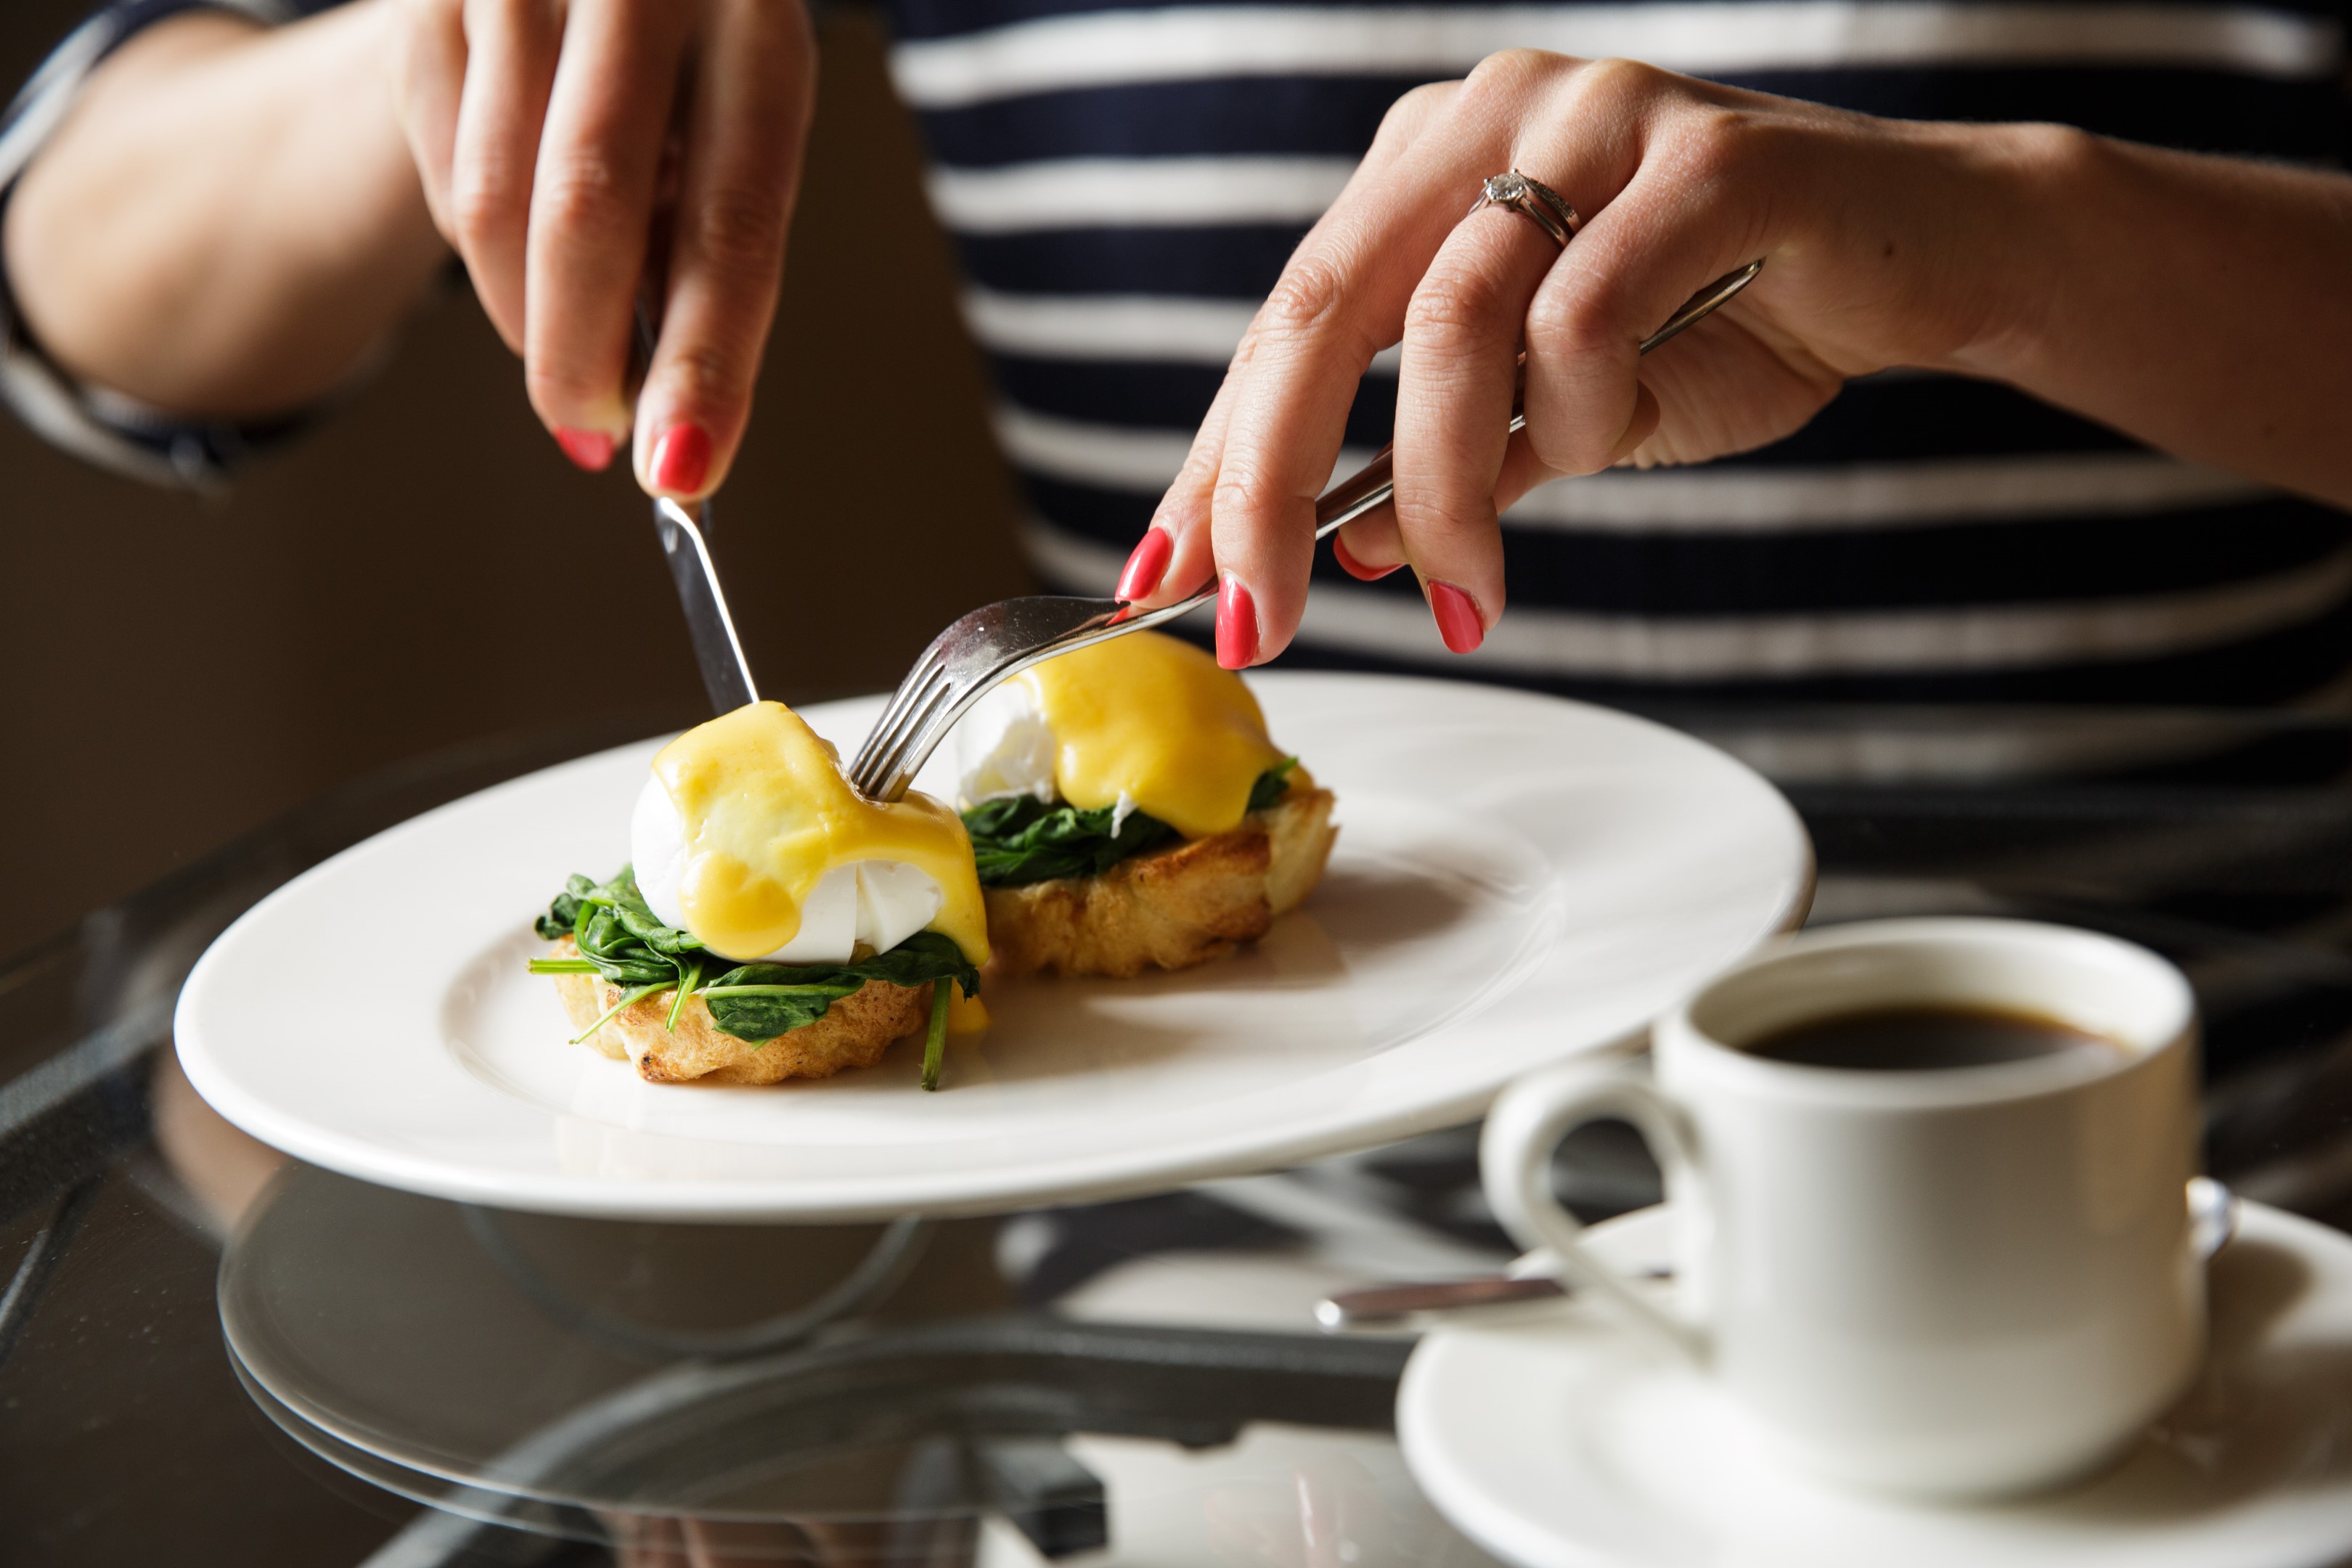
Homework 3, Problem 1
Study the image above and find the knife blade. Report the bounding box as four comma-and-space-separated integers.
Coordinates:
653, 494, 758, 715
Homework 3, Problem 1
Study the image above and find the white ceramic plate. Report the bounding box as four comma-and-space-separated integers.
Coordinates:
175, 673, 1811, 1221
1399, 1201, 2352, 1568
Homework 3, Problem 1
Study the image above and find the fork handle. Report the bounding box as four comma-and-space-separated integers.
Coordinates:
1143, 396, 1515, 622
1313, 444, 1403, 542
1132, 261, 1763, 628
1140, 446, 1411, 622
1307, 259, 1763, 549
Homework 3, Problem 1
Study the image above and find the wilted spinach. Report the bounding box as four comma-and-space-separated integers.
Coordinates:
699, 933, 979, 1044
535, 867, 704, 985
962, 759, 1298, 888
1245, 757, 1299, 814
959, 796, 1178, 886
529, 866, 977, 1077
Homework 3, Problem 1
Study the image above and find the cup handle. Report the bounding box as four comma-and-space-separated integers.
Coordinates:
1480, 1057, 1710, 1364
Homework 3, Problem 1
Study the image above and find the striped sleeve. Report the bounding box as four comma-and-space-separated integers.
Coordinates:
0, 0, 316, 489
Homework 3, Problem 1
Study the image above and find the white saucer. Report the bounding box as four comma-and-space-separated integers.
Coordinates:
1399, 1200, 2352, 1568
173, 674, 1811, 1222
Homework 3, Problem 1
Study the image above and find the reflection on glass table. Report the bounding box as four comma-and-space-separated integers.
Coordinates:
12, 704, 2352, 1564
221, 1157, 1501, 1565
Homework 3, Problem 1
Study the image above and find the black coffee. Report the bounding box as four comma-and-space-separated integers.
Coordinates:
1744, 1005, 2125, 1071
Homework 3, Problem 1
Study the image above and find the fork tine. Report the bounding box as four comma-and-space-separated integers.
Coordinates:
850, 656, 941, 772
858, 674, 957, 798
851, 591, 1191, 801
852, 660, 951, 785
856, 667, 959, 796
875, 658, 955, 761
866, 649, 1039, 800
848, 618, 968, 768
883, 632, 955, 719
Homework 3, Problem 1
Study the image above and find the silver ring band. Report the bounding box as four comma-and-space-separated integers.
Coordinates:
1470, 169, 1583, 249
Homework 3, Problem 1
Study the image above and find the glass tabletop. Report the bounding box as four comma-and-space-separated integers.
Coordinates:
10, 701, 2352, 1566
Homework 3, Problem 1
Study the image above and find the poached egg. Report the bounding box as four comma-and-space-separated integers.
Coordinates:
955, 630, 1291, 839
631, 701, 988, 967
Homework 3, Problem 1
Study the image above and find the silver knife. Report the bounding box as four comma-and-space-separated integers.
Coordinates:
634, 304, 759, 715
653, 493, 758, 714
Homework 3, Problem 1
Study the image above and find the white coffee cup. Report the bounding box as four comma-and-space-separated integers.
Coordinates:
1481, 917, 2206, 1500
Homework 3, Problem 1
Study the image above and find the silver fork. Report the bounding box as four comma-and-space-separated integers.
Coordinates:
845, 260, 1765, 801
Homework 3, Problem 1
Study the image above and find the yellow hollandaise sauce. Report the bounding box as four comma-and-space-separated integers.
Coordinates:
1021, 630, 1294, 841
653, 702, 989, 965
946, 983, 990, 1035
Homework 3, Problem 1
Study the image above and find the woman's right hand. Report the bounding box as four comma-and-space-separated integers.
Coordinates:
388, 0, 816, 500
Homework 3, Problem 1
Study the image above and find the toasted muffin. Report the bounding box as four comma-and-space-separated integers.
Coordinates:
982, 782, 1336, 980
550, 936, 934, 1085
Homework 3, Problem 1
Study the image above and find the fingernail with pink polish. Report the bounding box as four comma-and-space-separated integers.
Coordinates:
555, 428, 613, 473
1216, 575, 1259, 669
650, 422, 711, 494
1332, 534, 1403, 582
1428, 580, 1485, 654
1116, 528, 1172, 603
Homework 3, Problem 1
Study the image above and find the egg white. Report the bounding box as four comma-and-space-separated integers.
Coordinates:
953, 680, 1137, 830
629, 776, 944, 964
955, 680, 1058, 806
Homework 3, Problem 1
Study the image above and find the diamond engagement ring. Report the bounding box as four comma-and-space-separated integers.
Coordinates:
1471, 169, 1583, 248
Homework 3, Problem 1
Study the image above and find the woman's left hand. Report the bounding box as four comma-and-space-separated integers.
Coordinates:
1116, 52, 2051, 664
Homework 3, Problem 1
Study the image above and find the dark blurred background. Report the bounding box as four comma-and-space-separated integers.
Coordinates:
0, 1, 1031, 961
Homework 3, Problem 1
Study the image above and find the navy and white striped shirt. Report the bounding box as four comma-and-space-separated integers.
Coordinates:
11, 0, 2351, 709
